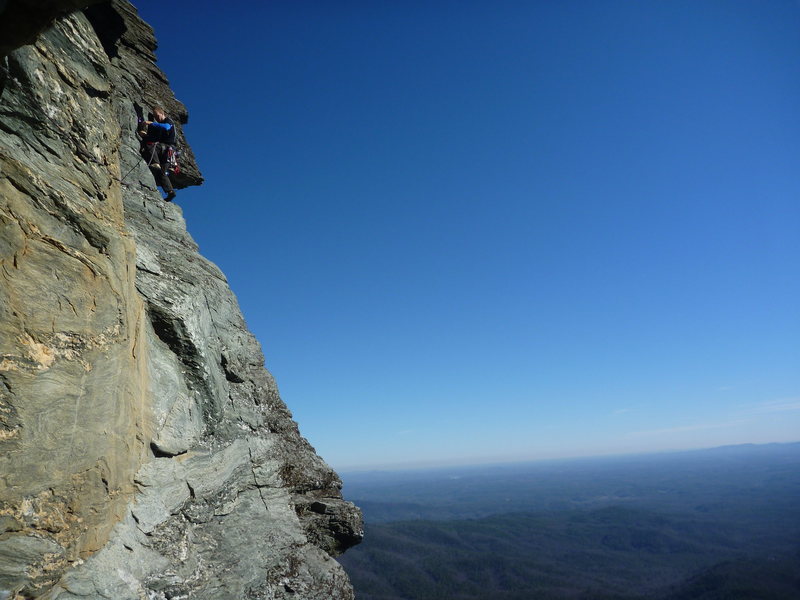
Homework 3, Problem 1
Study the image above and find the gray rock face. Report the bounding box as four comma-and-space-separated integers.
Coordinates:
0, 2, 362, 598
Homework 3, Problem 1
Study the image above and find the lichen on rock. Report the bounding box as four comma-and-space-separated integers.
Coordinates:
0, 1, 362, 598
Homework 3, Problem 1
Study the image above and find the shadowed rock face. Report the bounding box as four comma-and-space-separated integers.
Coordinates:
0, 0, 104, 59
0, 1, 362, 598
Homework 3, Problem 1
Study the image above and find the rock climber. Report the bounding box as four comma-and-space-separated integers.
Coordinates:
138, 105, 177, 201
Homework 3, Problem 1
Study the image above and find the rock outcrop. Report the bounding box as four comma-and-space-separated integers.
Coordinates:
0, 1, 362, 598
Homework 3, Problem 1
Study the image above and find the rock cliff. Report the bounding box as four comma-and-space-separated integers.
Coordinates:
0, 1, 363, 598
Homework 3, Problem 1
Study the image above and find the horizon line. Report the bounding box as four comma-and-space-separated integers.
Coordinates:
334, 439, 800, 474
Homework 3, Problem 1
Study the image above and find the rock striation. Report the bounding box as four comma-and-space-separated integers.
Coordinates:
0, 1, 362, 598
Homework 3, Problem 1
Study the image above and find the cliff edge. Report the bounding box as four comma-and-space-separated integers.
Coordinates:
0, 1, 363, 598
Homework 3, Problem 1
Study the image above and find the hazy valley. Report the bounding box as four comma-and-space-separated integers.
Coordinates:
338, 443, 800, 599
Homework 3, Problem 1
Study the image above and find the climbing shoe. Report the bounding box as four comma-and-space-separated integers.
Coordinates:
165, 191, 176, 202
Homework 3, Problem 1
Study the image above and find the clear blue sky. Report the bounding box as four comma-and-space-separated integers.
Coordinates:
136, 0, 800, 470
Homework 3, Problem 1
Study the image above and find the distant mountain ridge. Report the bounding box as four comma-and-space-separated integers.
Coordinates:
339, 442, 800, 599
342, 441, 800, 522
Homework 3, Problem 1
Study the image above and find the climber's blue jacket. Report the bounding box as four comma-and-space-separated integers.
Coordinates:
143, 118, 176, 145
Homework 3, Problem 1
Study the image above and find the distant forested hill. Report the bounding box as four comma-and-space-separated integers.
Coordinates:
666, 555, 800, 600
338, 443, 800, 599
